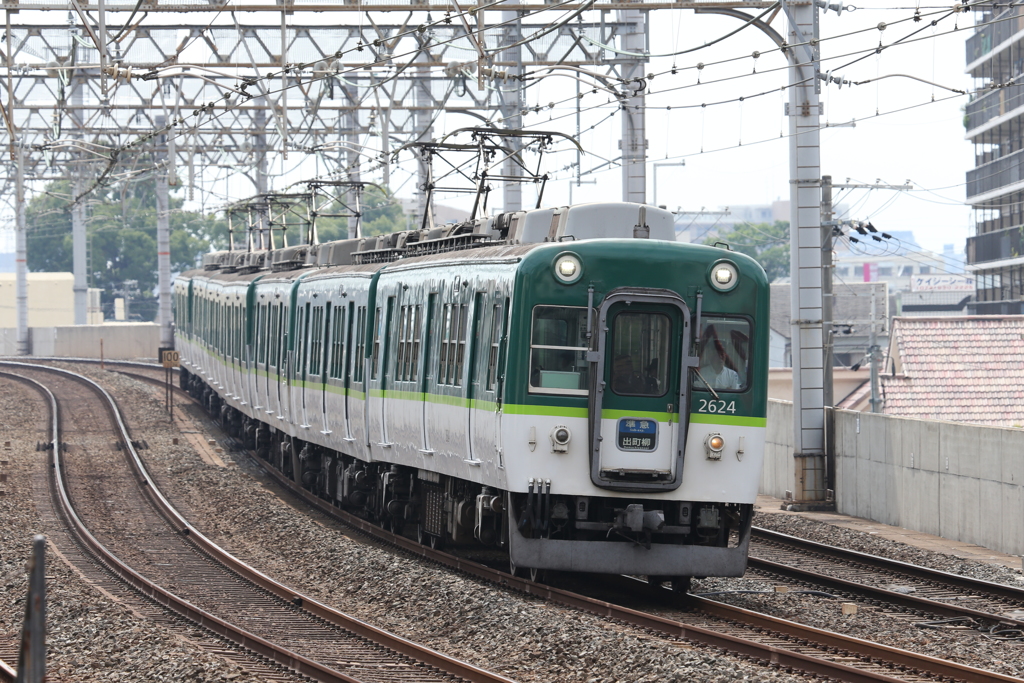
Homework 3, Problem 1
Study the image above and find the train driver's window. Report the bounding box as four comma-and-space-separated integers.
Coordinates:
610, 312, 670, 397
692, 317, 751, 392
529, 306, 590, 396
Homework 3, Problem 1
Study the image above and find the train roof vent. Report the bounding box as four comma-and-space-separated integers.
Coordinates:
219, 252, 246, 273
317, 238, 361, 266
352, 230, 424, 264
270, 246, 309, 272
238, 251, 268, 274
202, 251, 231, 270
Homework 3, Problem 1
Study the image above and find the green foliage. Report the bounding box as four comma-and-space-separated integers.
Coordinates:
705, 221, 790, 282
314, 185, 407, 242
25, 178, 228, 321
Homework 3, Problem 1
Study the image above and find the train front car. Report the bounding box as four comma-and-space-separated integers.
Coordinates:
503, 239, 769, 583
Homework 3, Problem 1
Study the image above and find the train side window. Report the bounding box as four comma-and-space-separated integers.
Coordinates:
396, 306, 409, 381
296, 305, 308, 377
410, 305, 421, 382
528, 306, 590, 396
454, 304, 467, 387
329, 306, 346, 379
439, 304, 452, 384
487, 302, 502, 391
371, 306, 382, 380
309, 305, 324, 376
692, 317, 751, 392
353, 306, 367, 383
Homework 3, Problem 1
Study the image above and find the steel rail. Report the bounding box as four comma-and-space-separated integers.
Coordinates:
0, 363, 513, 683
246, 439, 1021, 683
0, 658, 14, 683
57, 360, 1024, 683
752, 526, 1024, 602
745, 554, 1024, 628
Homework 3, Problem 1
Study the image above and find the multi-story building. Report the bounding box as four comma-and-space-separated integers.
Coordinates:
965, 8, 1024, 313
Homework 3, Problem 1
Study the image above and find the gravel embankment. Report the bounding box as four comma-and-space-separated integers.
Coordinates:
0, 373, 271, 683
79, 366, 814, 683
20, 361, 1024, 681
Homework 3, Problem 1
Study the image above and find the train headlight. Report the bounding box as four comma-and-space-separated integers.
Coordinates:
553, 252, 583, 284
704, 432, 725, 460
550, 425, 571, 453
708, 260, 739, 292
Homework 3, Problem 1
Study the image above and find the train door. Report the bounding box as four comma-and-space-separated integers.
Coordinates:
465, 292, 485, 463
419, 293, 436, 453
591, 291, 695, 491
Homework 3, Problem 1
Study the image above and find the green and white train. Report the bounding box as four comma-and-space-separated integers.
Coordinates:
174, 202, 769, 585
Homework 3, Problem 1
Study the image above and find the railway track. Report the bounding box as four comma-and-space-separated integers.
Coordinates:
0, 362, 512, 683
746, 528, 1024, 633
43, 360, 1024, 683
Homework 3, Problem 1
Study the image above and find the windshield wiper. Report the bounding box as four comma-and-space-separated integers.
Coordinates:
692, 369, 721, 401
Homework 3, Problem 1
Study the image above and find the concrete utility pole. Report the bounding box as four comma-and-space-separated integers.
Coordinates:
72, 70, 88, 325
15, 144, 29, 355
413, 51, 434, 228
156, 120, 172, 348
868, 289, 882, 413
785, 0, 827, 505
618, 9, 647, 204
821, 175, 834, 411
501, 9, 525, 214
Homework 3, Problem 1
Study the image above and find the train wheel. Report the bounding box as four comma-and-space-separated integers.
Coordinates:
671, 576, 692, 593
416, 524, 444, 550
647, 576, 668, 591
509, 558, 539, 582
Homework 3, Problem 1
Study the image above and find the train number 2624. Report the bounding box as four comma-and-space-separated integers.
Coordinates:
697, 399, 736, 414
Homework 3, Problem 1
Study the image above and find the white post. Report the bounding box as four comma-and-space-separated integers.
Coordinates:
157, 168, 172, 347
15, 144, 28, 355
618, 9, 647, 204
501, 10, 524, 213
786, 0, 827, 503
413, 50, 433, 229
72, 72, 88, 325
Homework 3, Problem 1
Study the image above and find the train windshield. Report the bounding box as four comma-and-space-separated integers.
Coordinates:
529, 306, 591, 395
610, 312, 671, 397
693, 317, 751, 392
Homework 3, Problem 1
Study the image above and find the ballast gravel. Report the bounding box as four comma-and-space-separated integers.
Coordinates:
12, 361, 1024, 682
0, 373, 269, 683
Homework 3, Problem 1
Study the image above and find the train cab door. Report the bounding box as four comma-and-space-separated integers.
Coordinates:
377, 296, 396, 447
590, 289, 696, 492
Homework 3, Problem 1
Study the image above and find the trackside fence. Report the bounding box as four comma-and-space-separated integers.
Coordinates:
761, 399, 1024, 558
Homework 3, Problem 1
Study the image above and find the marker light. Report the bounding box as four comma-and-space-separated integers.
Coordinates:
553, 252, 583, 284
704, 432, 725, 460
708, 260, 739, 292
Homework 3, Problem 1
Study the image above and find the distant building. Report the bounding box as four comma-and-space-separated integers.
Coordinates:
0, 272, 103, 326
770, 282, 888, 369
831, 233, 965, 311
965, 8, 1024, 313
882, 316, 1024, 428
676, 200, 790, 244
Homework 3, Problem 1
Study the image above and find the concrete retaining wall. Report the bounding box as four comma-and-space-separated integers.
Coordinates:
761, 399, 1024, 557
0, 324, 159, 360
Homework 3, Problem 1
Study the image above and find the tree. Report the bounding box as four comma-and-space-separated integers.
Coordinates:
25, 178, 228, 321
705, 221, 790, 282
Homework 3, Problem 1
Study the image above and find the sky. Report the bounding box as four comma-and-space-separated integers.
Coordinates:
0, 0, 977, 267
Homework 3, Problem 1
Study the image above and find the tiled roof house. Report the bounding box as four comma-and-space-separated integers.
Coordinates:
882, 316, 1024, 427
